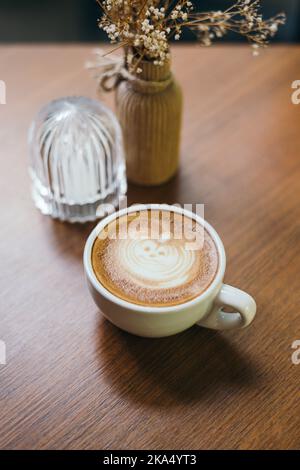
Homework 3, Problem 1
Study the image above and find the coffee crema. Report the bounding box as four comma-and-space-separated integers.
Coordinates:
91, 210, 219, 307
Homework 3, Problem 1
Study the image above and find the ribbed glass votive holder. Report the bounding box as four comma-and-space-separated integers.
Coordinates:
29, 96, 127, 223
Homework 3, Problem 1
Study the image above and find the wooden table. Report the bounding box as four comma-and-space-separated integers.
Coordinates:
0, 45, 300, 450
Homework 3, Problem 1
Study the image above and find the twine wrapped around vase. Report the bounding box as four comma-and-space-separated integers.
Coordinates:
87, 50, 183, 186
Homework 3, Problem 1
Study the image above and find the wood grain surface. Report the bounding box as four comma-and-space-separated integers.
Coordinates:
0, 45, 300, 450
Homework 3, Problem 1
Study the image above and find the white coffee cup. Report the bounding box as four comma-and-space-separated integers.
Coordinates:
83, 204, 256, 338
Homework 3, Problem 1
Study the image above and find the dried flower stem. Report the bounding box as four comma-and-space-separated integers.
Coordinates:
97, 1, 286, 72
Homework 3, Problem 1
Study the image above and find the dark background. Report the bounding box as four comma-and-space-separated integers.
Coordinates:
0, 0, 298, 43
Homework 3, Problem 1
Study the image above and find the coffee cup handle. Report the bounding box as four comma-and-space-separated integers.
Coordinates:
197, 284, 256, 330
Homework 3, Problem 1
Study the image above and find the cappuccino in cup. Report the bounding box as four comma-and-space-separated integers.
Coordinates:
84, 204, 256, 338
92, 209, 218, 307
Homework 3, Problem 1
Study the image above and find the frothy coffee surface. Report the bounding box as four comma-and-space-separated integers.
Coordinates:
92, 210, 219, 307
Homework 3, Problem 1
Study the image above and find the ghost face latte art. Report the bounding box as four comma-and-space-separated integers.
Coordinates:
91, 210, 219, 307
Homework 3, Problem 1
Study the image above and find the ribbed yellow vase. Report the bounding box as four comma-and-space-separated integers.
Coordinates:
116, 60, 183, 186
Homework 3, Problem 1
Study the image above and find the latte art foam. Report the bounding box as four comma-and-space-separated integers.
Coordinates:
92, 210, 219, 307
116, 238, 196, 289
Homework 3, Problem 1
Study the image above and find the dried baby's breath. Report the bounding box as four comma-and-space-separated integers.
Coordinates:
97, 1, 286, 72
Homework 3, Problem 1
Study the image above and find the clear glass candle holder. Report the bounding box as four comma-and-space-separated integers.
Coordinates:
28, 96, 127, 223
